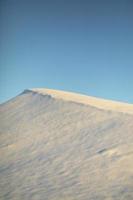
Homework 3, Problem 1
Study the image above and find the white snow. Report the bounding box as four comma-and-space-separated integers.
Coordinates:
0, 88, 133, 200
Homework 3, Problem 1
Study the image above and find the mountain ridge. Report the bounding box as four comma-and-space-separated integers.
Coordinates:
21, 88, 133, 115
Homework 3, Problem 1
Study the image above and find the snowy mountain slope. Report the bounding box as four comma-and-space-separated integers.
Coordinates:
0, 89, 133, 200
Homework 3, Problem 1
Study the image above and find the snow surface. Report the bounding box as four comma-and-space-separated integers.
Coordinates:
0, 89, 133, 200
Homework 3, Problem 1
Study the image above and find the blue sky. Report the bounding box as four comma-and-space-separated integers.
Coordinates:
0, 0, 133, 103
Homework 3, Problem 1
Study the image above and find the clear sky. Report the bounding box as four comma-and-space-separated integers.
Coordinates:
0, 0, 133, 103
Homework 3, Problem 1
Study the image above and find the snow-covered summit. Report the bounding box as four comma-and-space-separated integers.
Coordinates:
25, 88, 133, 114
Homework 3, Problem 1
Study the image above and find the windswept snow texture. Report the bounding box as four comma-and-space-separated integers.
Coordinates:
0, 89, 133, 200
